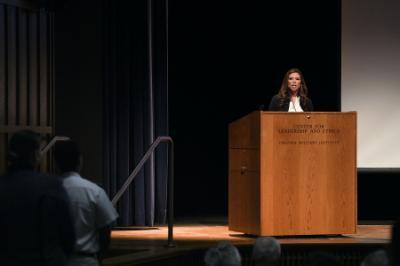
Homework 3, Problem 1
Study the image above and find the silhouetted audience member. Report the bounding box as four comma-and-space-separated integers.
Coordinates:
204, 241, 241, 266
252, 236, 281, 266
390, 218, 400, 266
54, 140, 118, 266
361, 249, 389, 266
0, 130, 75, 265
306, 251, 343, 266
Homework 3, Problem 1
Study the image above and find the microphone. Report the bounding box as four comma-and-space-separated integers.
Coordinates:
259, 104, 265, 111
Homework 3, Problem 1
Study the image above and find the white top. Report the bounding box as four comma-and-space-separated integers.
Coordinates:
288, 96, 304, 112
62, 172, 118, 266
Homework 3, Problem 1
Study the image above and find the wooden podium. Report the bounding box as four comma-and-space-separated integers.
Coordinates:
228, 111, 357, 236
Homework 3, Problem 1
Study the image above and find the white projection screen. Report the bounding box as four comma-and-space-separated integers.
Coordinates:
342, 0, 400, 168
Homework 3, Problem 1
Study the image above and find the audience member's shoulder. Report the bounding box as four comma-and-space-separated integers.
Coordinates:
12, 170, 62, 184
81, 176, 104, 191
22, 172, 67, 198
65, 173, 106, 193
36, 173, 64, 189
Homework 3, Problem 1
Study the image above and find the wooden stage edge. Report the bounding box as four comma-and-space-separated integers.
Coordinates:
103, 220, 392, 266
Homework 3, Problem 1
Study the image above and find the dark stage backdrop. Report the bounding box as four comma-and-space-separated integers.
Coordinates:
55, 0, 169, 226
169, 1, 341, 217
53, 0, 341, 222
102, 0, 169, 226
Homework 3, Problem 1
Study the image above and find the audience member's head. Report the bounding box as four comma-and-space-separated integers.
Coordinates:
204, 241, 241, 266
7, 130, 41, 170
390, 218, 400, 266
306, 251, 342, 266
361, 249, 389, 266
252, 236, 281, 266
54, 140, 82, 173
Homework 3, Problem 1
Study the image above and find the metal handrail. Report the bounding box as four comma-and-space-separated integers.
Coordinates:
40, 136, 70, 156
111, 136, 175, 247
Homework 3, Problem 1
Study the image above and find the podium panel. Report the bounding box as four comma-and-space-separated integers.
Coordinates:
229, 111, 357, 236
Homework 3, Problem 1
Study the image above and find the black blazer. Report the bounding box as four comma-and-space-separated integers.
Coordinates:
268, 94, 314, 112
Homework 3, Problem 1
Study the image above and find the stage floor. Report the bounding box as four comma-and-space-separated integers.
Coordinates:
102, 219, 391, 266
